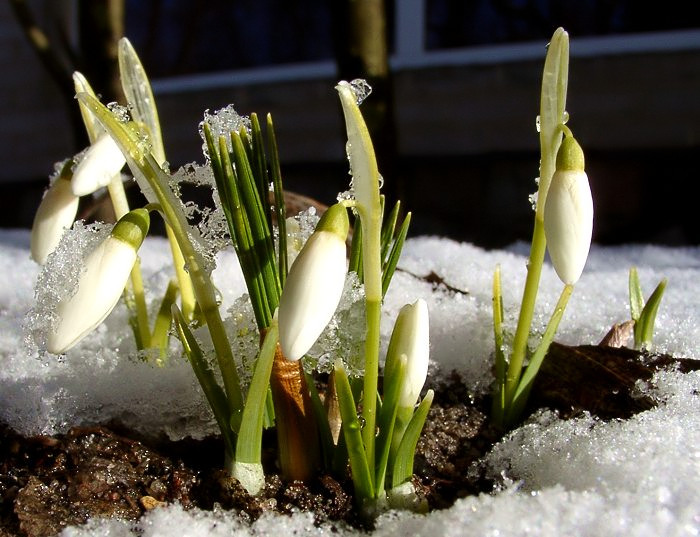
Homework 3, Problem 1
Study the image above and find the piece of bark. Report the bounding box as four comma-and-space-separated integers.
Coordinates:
531, 342, 700, 420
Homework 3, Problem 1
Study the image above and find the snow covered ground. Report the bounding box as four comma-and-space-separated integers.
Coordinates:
1, 227, 699, 536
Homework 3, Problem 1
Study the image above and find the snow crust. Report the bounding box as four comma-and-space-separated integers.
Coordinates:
1, 229, 699, 536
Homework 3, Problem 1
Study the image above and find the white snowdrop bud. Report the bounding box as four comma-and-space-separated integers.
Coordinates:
385, 299, 430, 409
46, 208, 150, 354
278, 203, 349, 361
30, 167, 79, 265
544, 136, 593, 285
71, 133, 126, 196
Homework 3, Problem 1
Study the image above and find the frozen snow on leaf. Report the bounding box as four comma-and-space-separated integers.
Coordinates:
24, 221, 111, 352
349, 78, 373, 105
106, 102, 131, 123
199, 105, 251, 158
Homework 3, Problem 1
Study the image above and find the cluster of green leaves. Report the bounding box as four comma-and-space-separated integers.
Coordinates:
629, 267, 667, 350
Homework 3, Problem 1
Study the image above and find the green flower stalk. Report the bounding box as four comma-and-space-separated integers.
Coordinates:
30, 161, 79, 265
336, 80, 383, 479
491, 28, 596, 430
500, 131, 592, 427
47, 209, 150, 354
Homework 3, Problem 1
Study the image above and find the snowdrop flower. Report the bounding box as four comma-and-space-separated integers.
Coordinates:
46, 208, 150, 354
71, 132, 126, 196
544, 135, 593, 285
278, 203, 349, 361
385, 299, 430, 409
30, 165, 79, 265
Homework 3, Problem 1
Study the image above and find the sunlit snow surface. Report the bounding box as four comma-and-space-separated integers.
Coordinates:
2, 229, 700, 537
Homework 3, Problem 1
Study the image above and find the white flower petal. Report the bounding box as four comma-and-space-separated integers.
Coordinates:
30, 178, 79, 265
46, 237, 136, 354
278, 231, 348, 361
544, 169, 594, 285
71, 133, 126, 196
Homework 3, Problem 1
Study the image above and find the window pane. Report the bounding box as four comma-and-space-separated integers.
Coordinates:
426, 0, 700, 50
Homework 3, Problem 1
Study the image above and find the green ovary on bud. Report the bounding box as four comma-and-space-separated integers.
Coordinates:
385, 299, 430, 409
30, 169, 79, 265
544, 135, 593, 285
46, 209, 150, 354
71, 133, 126, 197
278, 203, 350, 361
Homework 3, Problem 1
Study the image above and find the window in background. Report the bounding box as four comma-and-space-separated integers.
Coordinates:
426, 0, 700, 50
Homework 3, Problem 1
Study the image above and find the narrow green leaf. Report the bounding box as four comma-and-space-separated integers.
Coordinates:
172, 305, 234, 456
349, 216, 363, 279
491, 265, 506, 425
73, 73, 101, 143
375, 354, 406, 495
381, 212, 411, 298
266, 114, 288, 286
537, 27, 569, 216
230, 131, 281, 309
118, 37, 165, 164
123, 290, 145, 351
217, 135, 272, 328
506, 284, 573, 427
637, 278, 667, 350
380, 199, 400, 263
629, 267, 644, 322
391, 390, 433, 489
249, 114, 271, 226
264, 388, 275, 429
236, 322, 279, 464
334, 361, 374, 502
304, 368, 336, 471
203, 124, 235, 245
151, 279, 179, 360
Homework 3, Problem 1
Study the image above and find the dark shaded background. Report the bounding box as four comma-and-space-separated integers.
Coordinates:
2, 0, 699, 247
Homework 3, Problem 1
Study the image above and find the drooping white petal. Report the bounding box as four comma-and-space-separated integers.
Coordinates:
30, 178, 79, 265
46, 236, 137, 354
71, 133, 126, 196
544, 169, 593, 285
386, 299, 430, 408
278, 231, 348, 361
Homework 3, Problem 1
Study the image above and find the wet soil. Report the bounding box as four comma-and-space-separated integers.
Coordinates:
2, 344, 698, 537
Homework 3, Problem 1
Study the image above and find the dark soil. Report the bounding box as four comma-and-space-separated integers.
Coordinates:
2, 343, 698, 537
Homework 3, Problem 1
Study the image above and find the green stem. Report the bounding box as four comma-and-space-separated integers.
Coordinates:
127, 259, 151, 350
107, 175, 151, 350
361, 295, 381, 486
505, 284, 573, 426
166, 225, 196, 321
504, 216, 546, 407
491, 265, 506, 426
335, 360, 374, 503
